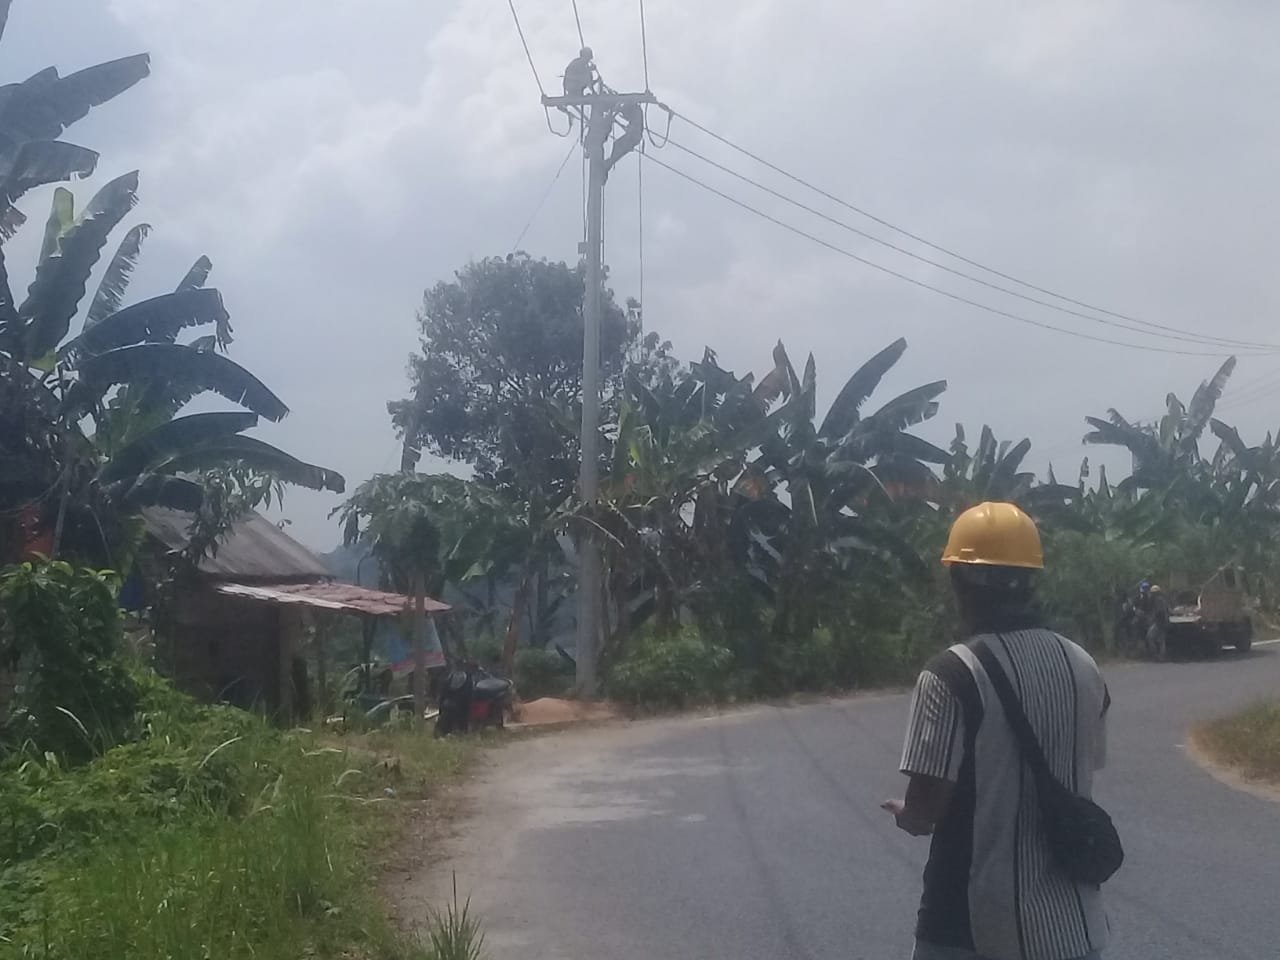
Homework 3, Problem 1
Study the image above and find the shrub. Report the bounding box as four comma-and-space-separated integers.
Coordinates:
0, 677, 261, 868
0, 561, 140, 760
513, 647, 572, 700
1038, 530, 1152, 652
467, 633, 503, 670
762, 627, 838, 695
608, 625, 731, 708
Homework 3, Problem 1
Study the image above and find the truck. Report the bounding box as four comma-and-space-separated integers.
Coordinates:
1163, 566, 1254, 658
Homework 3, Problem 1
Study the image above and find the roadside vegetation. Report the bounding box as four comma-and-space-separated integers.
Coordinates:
1197, 701, 1280, 785
356, 259, 1275, 709
0, 561, 475, 959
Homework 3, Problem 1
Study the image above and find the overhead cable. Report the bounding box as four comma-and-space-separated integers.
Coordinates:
663, 107, 1280, 352
512, 140, 579, 252
664, 137, 1278, 353
640, 152, 1258, 359
506, 0, 546, 97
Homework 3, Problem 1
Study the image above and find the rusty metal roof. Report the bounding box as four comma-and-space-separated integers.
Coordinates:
211, 581, 450, 615
143, 508, 331, 581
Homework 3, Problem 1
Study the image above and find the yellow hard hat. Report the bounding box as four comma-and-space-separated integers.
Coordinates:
942, 501, 1044, 570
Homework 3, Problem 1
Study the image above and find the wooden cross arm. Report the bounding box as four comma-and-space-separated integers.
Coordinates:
541, 92, 658, 109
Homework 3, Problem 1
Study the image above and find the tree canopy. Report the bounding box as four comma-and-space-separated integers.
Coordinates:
390, 253, 634, 493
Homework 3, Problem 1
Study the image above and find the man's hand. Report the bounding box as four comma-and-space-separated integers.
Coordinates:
881, 798, 934, 836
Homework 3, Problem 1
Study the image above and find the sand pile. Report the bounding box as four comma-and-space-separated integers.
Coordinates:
514, 697, 622, 727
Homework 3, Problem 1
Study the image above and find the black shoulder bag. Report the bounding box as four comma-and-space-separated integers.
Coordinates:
974, 640, 1124, 887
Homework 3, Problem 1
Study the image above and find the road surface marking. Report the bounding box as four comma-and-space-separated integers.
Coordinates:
1255, 638, 1280, 648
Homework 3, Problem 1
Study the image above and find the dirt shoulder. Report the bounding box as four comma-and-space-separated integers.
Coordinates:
1189, 700, 1280, 804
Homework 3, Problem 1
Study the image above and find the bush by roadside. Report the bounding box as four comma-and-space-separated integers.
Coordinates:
608, 625, 731, 709
1195, 700, 1280, 784
513, 647, 574, 700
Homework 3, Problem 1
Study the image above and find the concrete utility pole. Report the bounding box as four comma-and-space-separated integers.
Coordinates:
543, 74, 655, 697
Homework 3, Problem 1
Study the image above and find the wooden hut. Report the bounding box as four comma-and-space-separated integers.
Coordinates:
142, 508, 449, 719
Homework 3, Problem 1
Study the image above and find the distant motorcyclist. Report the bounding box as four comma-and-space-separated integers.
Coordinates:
1126, 579, 1168, 660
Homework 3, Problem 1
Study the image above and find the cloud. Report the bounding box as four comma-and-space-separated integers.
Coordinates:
8, 0, 1278, 547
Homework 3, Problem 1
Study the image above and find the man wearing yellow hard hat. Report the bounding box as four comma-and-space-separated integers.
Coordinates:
883, 502, 1114, 960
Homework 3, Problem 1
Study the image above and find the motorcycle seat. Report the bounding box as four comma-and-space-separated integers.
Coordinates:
474, 677, 512, 696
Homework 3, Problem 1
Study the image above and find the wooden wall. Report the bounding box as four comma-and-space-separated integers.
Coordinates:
164, 584, 287, 714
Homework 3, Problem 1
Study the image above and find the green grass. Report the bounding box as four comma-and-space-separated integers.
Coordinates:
0, 680, 478, 960
1197, 700, 1280, 784
422, 876, 488, 960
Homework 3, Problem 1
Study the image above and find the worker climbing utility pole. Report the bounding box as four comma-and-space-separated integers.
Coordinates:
543, 52, 654, 696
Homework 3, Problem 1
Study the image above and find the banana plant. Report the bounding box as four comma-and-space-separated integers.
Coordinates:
596, 350, 794, 639
942, 424, 1034, 505
1083, 357, 1236, 493
598, 338, 949, 655
335, 472, 567, 676
0, 45, 151, 239
740, 339, 948, 647
1, 180, 342, 563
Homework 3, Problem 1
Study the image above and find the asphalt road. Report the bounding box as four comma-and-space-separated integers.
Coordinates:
415, 642, 1280, 960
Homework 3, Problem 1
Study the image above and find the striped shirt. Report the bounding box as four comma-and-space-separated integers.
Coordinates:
900, 629, 1110, 960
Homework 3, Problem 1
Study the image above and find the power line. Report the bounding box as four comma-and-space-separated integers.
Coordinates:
571, 0, 586, 48
1218, 374, 1280, 414
663, 107, 1280, 353
638, 0, 651, 91
641, 151, 1254, 359
506, 0, 546, 97
1035, 367, 1280, 465
664, 137, 1278, 354
1219, 365, 1280, 403
511, 140, 578, 252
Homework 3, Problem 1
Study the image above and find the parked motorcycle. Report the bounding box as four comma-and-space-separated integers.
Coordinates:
435, 661, 513, 737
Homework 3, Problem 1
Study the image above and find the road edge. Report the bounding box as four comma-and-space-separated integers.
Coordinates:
1184, 731, 1280, 806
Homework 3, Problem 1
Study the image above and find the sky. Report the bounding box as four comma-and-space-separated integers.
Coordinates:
8, 0, 1280, 549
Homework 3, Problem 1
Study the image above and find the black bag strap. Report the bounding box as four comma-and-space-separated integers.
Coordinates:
973, 637, 1058, 789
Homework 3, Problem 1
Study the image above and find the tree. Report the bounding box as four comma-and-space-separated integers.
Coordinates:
389, 253, 635, 641
335, 471, 571, 702
391, 253, 634, 482
333, 473, 450, 717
